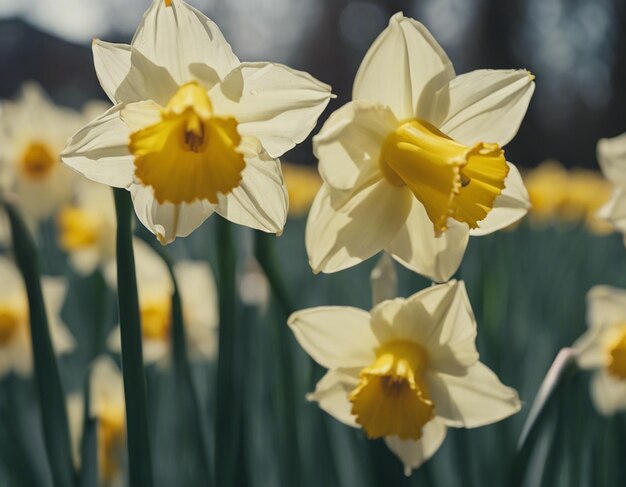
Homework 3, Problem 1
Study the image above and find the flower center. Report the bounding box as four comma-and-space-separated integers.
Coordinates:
349, 340, 434, 440
58, 207, 102, 251
98, 405, 125, 484
608, 326, 626, 380
0, 301, 27, 345
140, 297, 172, 341
129, 81, 246, 205
380, 119, 509, 236
20, 141, 57, 180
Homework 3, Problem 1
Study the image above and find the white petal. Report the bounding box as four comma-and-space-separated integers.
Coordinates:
386, 198, 469, 282
120, 100, 162, 131
61, 105, 134, 188
469, 163, 530, 236
92, 40, 132, 104
174, 260, 219, 360
90, 356, 125, 416
590, 369, 626, 416
353, 13, 454, 120
384, 419, 447, 475
436, 70, 535, 147
287, 306, 377, 369
597, 132, 626, 185
306, 181, 412, 274
210, 62, 332, 158
130, 184, 215, 244
93, 40, 179, 106
215, 151, 288, 234
586, 285, 626, 330
573, 325, 607, 370
313, 100, 397, 191
598, 187, 626, 237
131, 0, 239, 85
427, 362, 521, 428
370, 280, 479, 374
306, 369, 360, 427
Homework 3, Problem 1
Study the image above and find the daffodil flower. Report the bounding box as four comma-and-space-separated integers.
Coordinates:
597, 133, 626, 243
57, 180, 116, 275
306, 13, 534, 282
61, 0, 332, 243
574, 286, 626, 415
106, 239, 218, 363
0, 256, 74, 377
0, 83, 88, 223
288, 279, 520, 474
67, 356, 126, 486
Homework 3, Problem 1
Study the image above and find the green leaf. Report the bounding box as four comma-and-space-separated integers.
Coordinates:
2, 198, 77, 487
112, 189, 153, 487
78, 375, 98, 487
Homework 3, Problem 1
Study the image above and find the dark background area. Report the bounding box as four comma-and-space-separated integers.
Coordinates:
0, 0, 624, 169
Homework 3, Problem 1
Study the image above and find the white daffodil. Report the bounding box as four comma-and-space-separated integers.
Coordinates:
106, 239, 218, 363
307, 13, 533, 282
61, 0, 332, 244
288, 279, 520, 474
0, 83, 89, 223
574, 285, 626, 415
57, 179, 116, 275
597, 132, 626, 244
0, 256, 75, 377
67, 356, 126, 487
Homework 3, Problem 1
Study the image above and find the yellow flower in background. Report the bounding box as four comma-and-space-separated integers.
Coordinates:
282, 162, 322, 217
565, 169, 612, 235
596, 132, 626, 243
57, 180, 116, 275
524, 160, 613, 234
0, 256, 74, 378
0, 83, 95, 224
288, 279, 520, 474
106, 239, 218, 363
524, 160, 569, 221
574, 286, 626, 415
61, 0, 333, 244
67, 356, 126, 486
306, 13, 533, 282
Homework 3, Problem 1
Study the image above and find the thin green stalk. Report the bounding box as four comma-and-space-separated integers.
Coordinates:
139, 236, 212, 481
78, 374, 98, 487
511, 347, 577, 486
253, 231, 294, 315
112, 189, 153, 487
3, 198, 76, 487
215, 217, 240, 487
253, 231, 299, 485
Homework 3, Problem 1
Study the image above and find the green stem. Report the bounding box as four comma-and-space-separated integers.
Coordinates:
3, 198, 77, 487
253, 231, 299, 485
511, 347, 577, 486
215, 217, 239, 487
253, 231, 294, 315
78, 373, 98, 487
139, 236, 212, 481
112, 189, 153, 487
